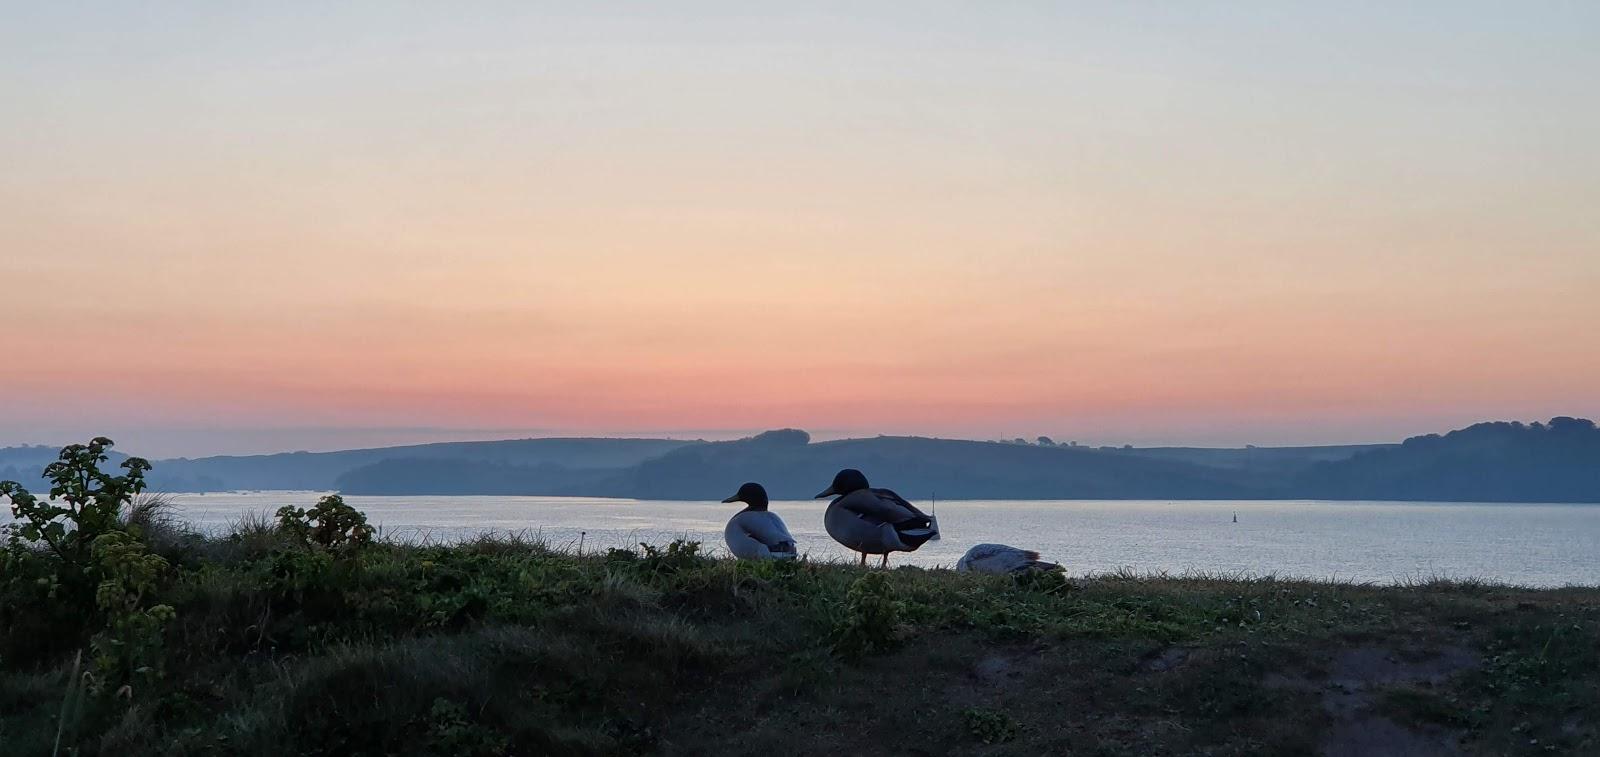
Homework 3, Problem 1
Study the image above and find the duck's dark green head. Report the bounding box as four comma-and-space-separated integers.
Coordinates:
722, 482, 769, 510
814, 468, 869, 499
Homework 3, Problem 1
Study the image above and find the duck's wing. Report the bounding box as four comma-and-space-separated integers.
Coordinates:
963, 543, 1015, 563
870, 488, 930, 521
835, 489, 923, 526
735, 511, 796, 554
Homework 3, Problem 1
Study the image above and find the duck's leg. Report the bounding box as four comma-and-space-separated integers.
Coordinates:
880, 553, 889, 569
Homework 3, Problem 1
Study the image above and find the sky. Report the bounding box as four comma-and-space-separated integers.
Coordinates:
2, 2, 1598, 458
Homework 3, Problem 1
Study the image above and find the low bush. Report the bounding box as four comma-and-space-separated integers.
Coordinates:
275, 494, 374, 555
87, 530, 176, 697
832, 570, 904, 657
1, 438, 165, 675
963, 706, 1019, 744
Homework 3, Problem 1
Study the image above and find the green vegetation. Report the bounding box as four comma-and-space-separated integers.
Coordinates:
962, 707, 1018, 744
3, 440, 1598, 755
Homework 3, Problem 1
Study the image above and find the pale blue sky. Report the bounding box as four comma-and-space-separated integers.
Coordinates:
3, 3, 1597, 456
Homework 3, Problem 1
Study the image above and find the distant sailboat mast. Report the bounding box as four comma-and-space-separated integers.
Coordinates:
929, 492, 940, 541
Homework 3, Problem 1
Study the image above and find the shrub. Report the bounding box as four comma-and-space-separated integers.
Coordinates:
88, 530, 175, 697
256, 546, 337, 603
832, 571, 904, 657
603, 547, 640, 565
2, 437, 151, 581
423, 697, 509, 756
276, 495, 375, 555
0, 438, 163, 670
962, 707, 1018, 744
605, 539, 707, 577
637, 539, 705, 575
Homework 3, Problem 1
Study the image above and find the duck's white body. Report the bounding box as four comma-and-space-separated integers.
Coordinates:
724, 509, 797, 560
823, 488, 937, 556
956, 543, 1061, 575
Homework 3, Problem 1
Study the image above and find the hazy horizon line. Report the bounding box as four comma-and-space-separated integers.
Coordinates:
12, 415, 1592, 461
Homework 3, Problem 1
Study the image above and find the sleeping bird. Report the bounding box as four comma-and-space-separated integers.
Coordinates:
956, 543, 1062, 575
721, 482, 798, 560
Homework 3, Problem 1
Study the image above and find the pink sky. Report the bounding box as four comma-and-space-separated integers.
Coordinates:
3, 5, 1597, 457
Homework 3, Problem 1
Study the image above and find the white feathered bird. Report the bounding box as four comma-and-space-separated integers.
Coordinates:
721, 482, 798, 560
956, 543, 1061, 575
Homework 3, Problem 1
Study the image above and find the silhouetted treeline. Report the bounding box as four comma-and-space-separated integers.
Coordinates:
1294, 417, 1600, 502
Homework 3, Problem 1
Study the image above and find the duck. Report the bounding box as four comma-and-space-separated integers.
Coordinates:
814, 468, 939, 568
721, 482, 798, 560
956, 543, 1061, 575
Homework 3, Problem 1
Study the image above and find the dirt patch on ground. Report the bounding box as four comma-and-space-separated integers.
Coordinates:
969, 643, 1058, 689
1267, 643, 1480, 757
1328, 645, 1478, 689
1136, 645, 1190, 673
945, 643, 1047, 709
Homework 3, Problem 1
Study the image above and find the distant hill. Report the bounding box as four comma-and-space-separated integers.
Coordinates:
144, 438, 699, 492
334, 458, 619, 495
589, 429, 1272, 500
4, 418, 1595, 502
332, 420, 1600, 502
0, 444, 131, 493
1295, 417, 1600, 502
1118, 444, 1393, 488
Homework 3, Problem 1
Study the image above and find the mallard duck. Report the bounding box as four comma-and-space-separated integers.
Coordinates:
814, 469, 938, 568
956, 543, 1061, 575
721, 482, 797, 560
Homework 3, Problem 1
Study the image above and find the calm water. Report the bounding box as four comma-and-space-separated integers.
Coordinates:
156, 492, 1600, 587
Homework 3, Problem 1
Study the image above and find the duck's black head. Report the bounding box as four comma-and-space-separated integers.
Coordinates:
722, 482, 769, 511
814, 468, 870, 499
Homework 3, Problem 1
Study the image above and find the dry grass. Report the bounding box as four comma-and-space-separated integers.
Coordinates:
120, 492, 192, 554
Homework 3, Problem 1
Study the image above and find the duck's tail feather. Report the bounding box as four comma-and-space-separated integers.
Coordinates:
896, 515, 932, 530
894, 526, 937, 551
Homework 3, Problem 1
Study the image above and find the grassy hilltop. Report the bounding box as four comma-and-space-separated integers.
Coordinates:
3, 443, 1598, 755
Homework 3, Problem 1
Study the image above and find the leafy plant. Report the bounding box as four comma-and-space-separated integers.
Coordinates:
87, 530, 175, 697
962, 707, 1018, 744
2, 437, 151, 579
627, 537, 704, 572
259, 546, 335, 594
603, 547, 640, 565
276, 494, 375, 555
423, 697, 508, 756
832, 571, 904, 657
0, 438, 167, 673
